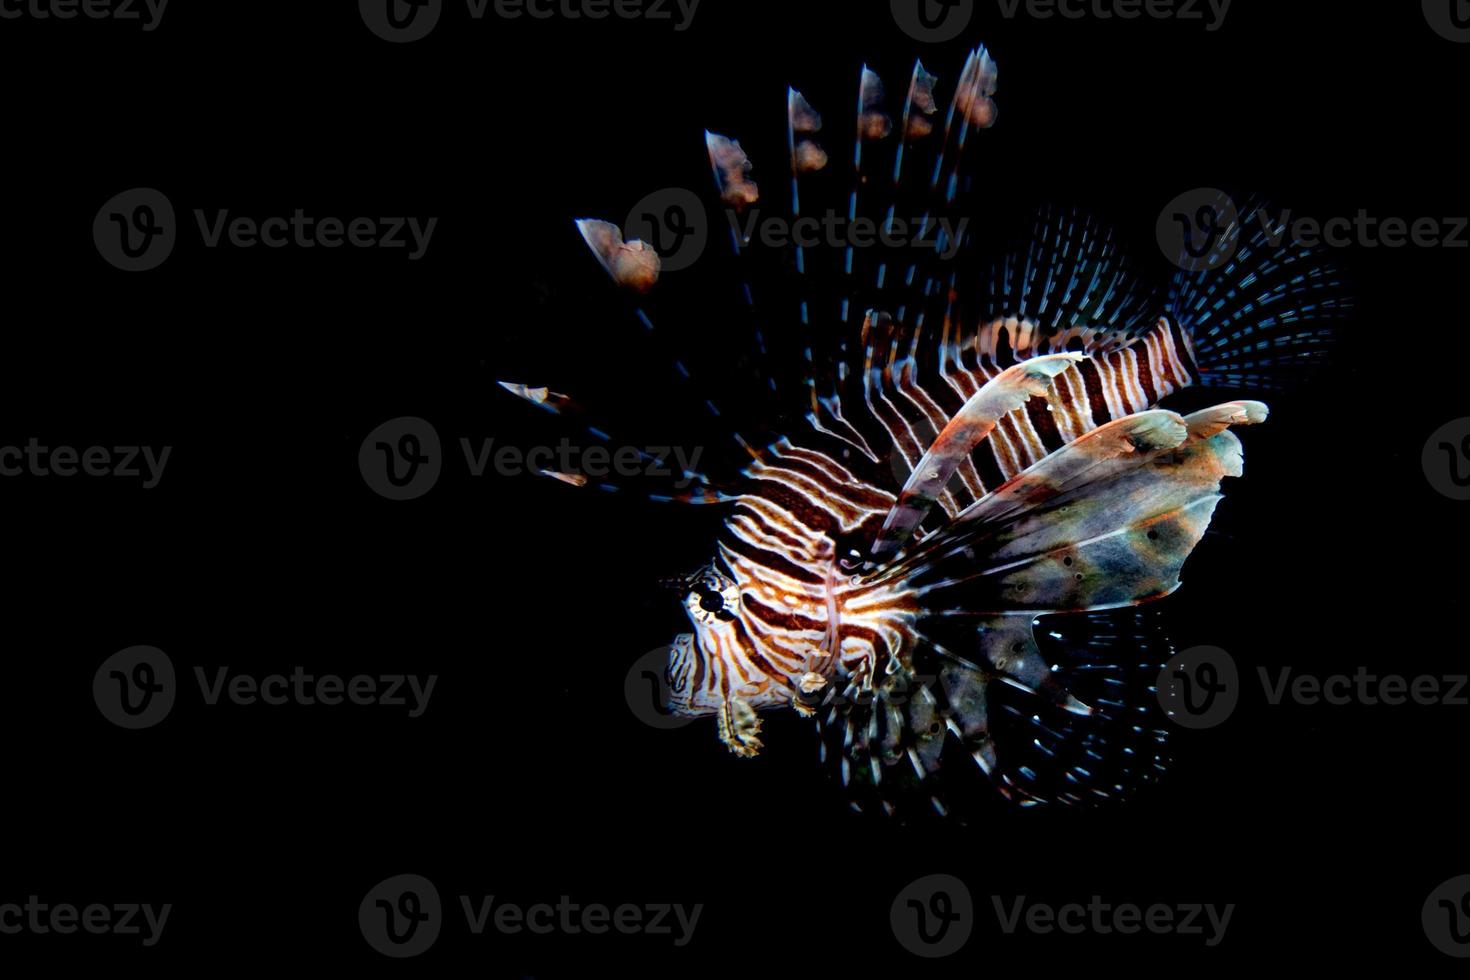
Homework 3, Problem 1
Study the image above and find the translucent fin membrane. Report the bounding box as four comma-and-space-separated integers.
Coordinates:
1167, 195, 1352, 389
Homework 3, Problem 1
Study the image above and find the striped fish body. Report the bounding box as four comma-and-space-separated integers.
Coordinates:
663, 312, 1240, 804
523, 42, 1348, 813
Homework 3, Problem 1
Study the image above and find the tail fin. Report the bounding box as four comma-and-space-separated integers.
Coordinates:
1167, 194, 1353, 389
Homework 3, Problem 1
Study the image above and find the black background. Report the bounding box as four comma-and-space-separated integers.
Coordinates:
2, 0, 1467, 973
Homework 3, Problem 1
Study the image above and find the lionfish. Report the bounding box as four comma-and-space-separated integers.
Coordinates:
503, 43, 1348, 814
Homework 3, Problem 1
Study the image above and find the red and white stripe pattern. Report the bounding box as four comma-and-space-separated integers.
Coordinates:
665, 315, 1202, 753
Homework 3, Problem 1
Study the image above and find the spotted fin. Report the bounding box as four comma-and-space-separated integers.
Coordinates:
819, 609, 1176, 816
896, 402, 1264, 608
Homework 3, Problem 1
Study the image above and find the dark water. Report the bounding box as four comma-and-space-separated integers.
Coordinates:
1, 1, 1465, 973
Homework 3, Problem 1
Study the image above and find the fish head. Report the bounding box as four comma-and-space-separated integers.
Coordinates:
663, 562, 787, 722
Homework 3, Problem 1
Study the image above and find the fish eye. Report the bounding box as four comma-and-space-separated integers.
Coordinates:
688, 582, 729, 613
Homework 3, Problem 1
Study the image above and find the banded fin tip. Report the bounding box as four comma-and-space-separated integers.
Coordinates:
1183, 401, 1270, 440
788, 88, 822, 133
859, 66, 892, 140
496, 380, 575, 415
706, 132, 759, 209
575, 218, 661, 294
904, 60, 941, 140
538, 470, 588, 488
955, 46, 999, 128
